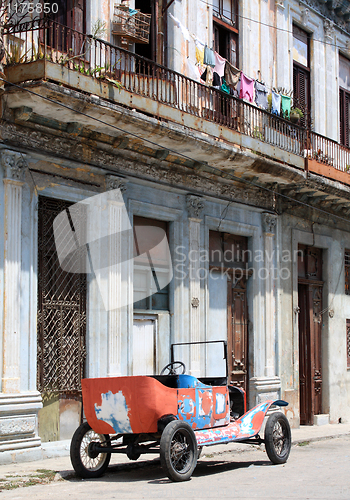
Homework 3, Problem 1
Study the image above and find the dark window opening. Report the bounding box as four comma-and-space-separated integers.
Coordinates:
134, 0, 156, 61
133, 216, 170, 311
293, 25, 311, 127
213, 22, 238, 68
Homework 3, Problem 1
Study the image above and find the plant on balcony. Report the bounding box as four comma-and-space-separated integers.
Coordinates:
290, 107, 303, 123
5, 44, 29, 64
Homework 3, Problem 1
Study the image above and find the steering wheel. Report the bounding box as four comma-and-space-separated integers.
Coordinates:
160, 361, 186, 376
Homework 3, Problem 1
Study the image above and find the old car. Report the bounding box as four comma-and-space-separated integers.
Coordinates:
70, 341, 291, 481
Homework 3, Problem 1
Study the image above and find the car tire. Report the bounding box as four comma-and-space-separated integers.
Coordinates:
160, 420, 198, 481
70, 421, 111, 478
264, 412, 291, 464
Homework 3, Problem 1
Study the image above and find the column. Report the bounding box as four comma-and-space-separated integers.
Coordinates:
186, 195, 205, 376
250, 213, 281, 404
0, 149, 42, 458
2, 151, 26, 393
105, 176, 128, 377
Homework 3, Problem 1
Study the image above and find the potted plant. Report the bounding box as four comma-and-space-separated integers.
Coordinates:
290, 107, 303, 123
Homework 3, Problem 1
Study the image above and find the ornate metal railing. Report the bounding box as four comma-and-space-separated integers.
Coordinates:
4, 19, 350, 178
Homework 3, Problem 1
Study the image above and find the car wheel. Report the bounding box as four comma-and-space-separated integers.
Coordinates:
70, 421, 111, 478
264, 412, 291, 464
160, 420, 198, 481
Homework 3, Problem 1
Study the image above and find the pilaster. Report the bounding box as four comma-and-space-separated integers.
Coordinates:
186, 195, 205, 376
1, 150, 26, 393
106, 177, 128, 376
0, 150, 42, 454
250, 213, 281, 405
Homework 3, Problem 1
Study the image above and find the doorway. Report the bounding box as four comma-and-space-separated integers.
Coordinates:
208, 231, 249, 392
298, 245, 323, 425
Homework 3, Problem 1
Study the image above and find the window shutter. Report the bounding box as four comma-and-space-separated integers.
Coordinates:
293, 64, 310, 126
346, 92, 350, 147
67, 0, 85, 32
340, 89, 344, 145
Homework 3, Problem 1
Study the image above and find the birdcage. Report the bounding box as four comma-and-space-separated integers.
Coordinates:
112, 4, 151, 44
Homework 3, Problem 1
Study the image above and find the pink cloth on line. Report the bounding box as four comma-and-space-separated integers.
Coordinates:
239, 72, 254, 103
214, 51, 226, 77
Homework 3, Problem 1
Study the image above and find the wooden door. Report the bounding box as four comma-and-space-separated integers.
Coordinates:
298, 246, 323, 425
227, 274, 248, 392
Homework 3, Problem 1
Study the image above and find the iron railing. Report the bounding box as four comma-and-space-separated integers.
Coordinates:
4, 19, 350, 177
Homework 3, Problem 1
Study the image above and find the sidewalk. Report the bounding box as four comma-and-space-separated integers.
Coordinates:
0, 422, 349, 488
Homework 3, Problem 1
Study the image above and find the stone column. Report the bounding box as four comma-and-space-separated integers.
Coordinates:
1, 151, 26, 393
250, 213, 281, 404
0, 150, 42, 459
105, 176, 128, 377
186, 195, 205, 376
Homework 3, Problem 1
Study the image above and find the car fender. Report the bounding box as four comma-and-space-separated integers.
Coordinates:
195, 399, 288, 446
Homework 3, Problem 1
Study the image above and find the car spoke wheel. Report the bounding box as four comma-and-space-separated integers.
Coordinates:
70, 422, 111, 478
264, 412, 291, 464
160, 420, 197, 481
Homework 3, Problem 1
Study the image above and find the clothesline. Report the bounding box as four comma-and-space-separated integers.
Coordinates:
169, 12, 294, 111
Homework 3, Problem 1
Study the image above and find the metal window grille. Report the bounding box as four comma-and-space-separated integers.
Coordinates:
37, 196, 87, 394
345, 251, 350, 295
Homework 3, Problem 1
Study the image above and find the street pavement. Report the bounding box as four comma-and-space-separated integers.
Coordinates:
0, 422, 349, 499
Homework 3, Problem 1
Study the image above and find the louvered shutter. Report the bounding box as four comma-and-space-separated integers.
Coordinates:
339, 89, 350, 147
293, 64, 310, 127
340, 89, 344, 145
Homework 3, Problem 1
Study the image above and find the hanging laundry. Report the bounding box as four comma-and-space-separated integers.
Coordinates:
239, 72, 254, 103
168, 13, 191, 42
206, 66, 213, 86
186, 59, 201, 82
195, 39, 205, 66
281, 94, 291, 119
200, 67, 213, 86
220, 78, 231, 95
128, 8, 138, 15
212, 71, 221, 87
214, 51, 226, 77
254, 81, 268, 110
224, 61, 240, 89
271, 91, 281, 115
203, 45, 216, 67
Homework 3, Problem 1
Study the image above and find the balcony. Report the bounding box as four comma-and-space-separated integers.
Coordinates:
3, 19, 350, 199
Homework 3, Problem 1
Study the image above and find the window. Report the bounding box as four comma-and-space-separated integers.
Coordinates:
339, 55, 350, 147
213, 0, 239, 68
213, 0, 238, 26
345, 250, 350, 295
293, 25, 311, 127
133, 216, 170, 311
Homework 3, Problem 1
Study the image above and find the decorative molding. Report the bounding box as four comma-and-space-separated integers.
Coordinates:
324, 19, 335, 40
105, 174, 127, 192
0, 417, 36, 436
301, 6, 310, 26
1, 149, 27, 182
301, 0, 350, 33
262, 213, 277, 235
275, 0, 285, 9
186, 195, 205, 219
191, 297, 200, 308
0, 122, 274, 210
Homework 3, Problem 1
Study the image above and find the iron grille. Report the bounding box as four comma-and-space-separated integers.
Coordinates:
37, 196, 87, 394
345, 250, 350, 296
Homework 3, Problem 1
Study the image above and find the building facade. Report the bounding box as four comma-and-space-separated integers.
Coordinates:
1, 0, 350, 461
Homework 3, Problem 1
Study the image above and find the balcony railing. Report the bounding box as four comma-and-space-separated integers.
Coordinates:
4, 19, 350, 180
